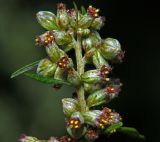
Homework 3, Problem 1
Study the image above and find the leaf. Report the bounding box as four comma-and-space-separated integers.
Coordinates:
81, 6, 86, 15
105, 122, 123, 134
11, 60, 40, 78
24, 72, 70, 85
73, 1, 78, 12
73, 1, 78, 27
118, 127, 145, 140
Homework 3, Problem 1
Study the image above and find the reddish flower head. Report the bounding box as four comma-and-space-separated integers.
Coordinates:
57, 3, 66, 10
85, 129, 99, 141
87, 5, 100, 18
57, 56, 69, 70
99, 65, 112, 81
96, 107, 122, 129
59, 136, 75, 142
35, 31, 54, 47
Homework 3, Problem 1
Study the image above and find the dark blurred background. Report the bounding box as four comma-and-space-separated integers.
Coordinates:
0, 0, 160, 141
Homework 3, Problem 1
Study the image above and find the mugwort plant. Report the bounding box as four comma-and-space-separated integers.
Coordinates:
11, 2, 145, 142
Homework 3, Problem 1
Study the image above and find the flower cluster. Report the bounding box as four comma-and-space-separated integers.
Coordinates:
36, 3, 124, 142
14, 2, 127, 142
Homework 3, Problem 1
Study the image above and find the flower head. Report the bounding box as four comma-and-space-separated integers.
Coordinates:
106, 85, 120, 94
85, 129, 99, 141
96, 107, 122, 129
67, 9, 76, 18
99, 65, 112, 81
87, 5, 100, 18
67, 118, 81, 129
57, 3, 66, 11
35, 31, 54, 47
57, 56, 69, 70
59, 136, 75, 142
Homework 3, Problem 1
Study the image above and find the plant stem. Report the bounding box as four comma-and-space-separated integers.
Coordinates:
75, 36, 86, 112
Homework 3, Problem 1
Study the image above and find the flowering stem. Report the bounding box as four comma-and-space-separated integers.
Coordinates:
75, 36, 86, 112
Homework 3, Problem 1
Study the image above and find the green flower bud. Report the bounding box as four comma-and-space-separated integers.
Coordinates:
91, 16, 105, 30
54, 30, 72, 46
81, 65, 111, 84
77, 28, 90, 36
57, 3, 69, 29
87, 89, 107, 108
99, 38, 121, 60
67, 68, 81, 87
62, 98, 80, 117
82, 110, 102, 126
46, 43, 65, 63
54, 67, 65, 80
82, 32, 101, 51
78, 14, 93, 29
36, 11, 57, 30
37, 58, 57, 77
81, 70, 100, 84
92, 50, 110, 69
87, 85, 120, 108
84, 83, 101, 94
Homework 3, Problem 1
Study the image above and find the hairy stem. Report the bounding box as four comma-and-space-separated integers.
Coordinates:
75, 36, 86, 112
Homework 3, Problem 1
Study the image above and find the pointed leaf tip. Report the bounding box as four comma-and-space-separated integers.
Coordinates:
81, 6, 86, 15
11, 60, 40, 79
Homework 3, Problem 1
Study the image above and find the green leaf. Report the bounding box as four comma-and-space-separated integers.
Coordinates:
105, 122, 123, 134
118, 127, 145, 140
11, 60, 40, 78
73, 1, 78, 12
73, 1, 78, 27
81, 6, 86, 15
24, 72, 70, 85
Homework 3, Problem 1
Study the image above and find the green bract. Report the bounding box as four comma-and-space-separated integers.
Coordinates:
54, 30, 72, 45
37, 58, 57, 77
46, 43, 65, 62
81, 70, 100, 84
82, 110, 102, 126
93, 49, 110, 69
99, 38, 121, 60
62, 98, 80, 117
36, 11, 58, 30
